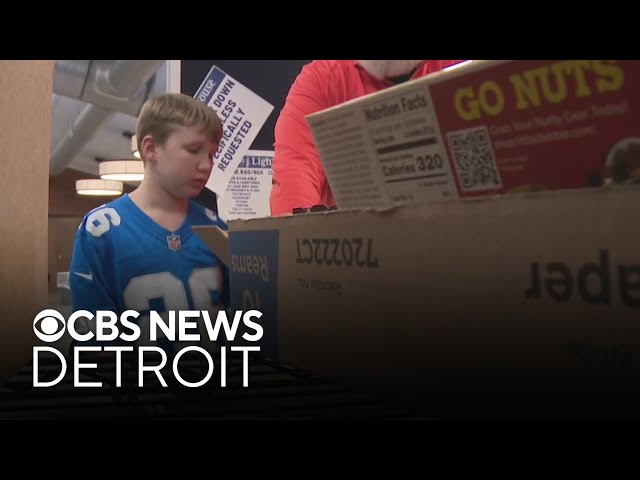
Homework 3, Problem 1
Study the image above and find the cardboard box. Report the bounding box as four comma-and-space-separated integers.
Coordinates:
213, 186, 640, 416
306, 60, 640, 210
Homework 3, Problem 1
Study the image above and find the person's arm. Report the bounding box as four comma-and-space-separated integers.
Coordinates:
270, 62, 330, 216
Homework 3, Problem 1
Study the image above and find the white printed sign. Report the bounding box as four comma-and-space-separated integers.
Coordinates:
194, 66, 274, 195
216, 150, 274, 220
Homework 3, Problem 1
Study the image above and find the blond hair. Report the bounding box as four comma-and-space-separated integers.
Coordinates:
135, 93, 223, 160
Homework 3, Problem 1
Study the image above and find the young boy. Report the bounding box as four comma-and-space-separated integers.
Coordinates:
69, 93, 229, 357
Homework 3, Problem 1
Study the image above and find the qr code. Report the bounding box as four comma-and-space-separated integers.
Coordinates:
447, 127, 501, 192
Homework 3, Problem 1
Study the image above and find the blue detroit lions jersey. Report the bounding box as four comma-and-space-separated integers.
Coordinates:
69, 194, 229, 348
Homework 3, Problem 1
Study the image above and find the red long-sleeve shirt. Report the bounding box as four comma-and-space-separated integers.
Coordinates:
270, 60, 462, 216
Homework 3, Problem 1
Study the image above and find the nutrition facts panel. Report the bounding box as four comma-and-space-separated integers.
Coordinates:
362, 87, 456, 203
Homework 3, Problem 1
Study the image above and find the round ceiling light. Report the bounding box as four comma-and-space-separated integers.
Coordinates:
76, 179, 123, 196
99, 160, 144, 182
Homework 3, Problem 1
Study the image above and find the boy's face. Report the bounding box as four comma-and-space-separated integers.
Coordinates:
145, 125, 218, 198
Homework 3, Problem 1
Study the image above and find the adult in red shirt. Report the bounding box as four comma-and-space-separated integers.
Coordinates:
270, 60, 463, 216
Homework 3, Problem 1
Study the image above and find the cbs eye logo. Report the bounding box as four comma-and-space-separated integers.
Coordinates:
33, 309, 66, 342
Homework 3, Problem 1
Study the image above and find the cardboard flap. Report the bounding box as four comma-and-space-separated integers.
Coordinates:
193, 225, 229, 267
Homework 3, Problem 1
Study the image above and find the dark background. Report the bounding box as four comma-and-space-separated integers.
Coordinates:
180, 60, 311, 212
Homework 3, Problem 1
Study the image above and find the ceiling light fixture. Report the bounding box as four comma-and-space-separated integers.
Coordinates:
76, 179, 123, 196
123, 131, 141, 159
131, 134, 141, 159
99, 160, 144, 182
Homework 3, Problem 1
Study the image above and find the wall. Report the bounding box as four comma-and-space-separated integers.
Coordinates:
0, 60, 55, 385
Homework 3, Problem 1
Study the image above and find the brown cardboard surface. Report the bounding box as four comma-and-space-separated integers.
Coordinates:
221, 186, 640, 416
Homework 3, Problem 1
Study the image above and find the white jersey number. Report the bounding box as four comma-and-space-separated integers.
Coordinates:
123, 267, 223, 346
85, 207, 121, 238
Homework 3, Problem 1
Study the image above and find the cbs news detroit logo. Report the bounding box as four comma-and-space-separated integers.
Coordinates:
32, 308, 263, 388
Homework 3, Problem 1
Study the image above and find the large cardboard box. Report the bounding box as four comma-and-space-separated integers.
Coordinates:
306, 60, 640, 210
216, 186, 640, 416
